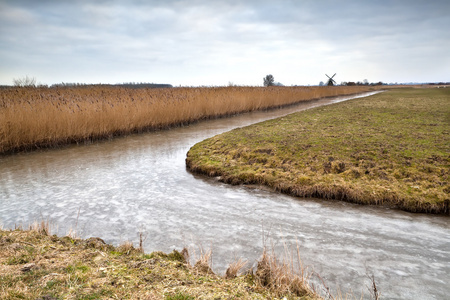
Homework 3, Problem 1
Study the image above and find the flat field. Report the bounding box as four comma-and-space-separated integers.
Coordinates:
0, 85, 378, 154
186, 88, 450, 214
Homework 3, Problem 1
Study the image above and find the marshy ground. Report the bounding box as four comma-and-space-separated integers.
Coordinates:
186, 88, 450, 214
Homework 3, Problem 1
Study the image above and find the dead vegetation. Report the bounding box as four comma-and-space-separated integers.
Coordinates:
0, 85, 381, 154
225, 258, 247, 279
253, 245, 317, 298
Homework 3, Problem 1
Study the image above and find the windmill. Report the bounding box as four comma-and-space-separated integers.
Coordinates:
325, 73, 337, 86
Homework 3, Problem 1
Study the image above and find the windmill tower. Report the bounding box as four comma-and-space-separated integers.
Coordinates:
325, 73, 337, 86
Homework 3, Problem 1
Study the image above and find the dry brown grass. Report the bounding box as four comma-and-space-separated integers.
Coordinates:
28, 220, 51, 236
225, 257, 247, 279
0, 85, 381, 154
193, 249, 214, 275
252, 242, 320, 299
117, 240, 135, 255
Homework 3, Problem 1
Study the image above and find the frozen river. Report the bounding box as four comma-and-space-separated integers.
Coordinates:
1, 92, 449, 299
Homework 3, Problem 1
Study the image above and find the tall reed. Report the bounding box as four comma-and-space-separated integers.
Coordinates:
0, 85, 380, 154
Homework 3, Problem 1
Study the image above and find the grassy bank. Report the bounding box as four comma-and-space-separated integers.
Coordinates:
0, 85, 380, 154
186, 88, 450, 214
0, 224, 322, 300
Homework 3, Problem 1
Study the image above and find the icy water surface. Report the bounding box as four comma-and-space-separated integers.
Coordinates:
1, 92, 449, 299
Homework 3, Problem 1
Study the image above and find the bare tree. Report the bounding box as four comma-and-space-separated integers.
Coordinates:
13, 76, 36, 87
263, 74, 275, 87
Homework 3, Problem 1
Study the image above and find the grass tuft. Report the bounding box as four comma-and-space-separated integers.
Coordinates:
193, 249, 214, 275
117, 240, 135, 254
225, 257, 247, 279
29, 220, 51, 236
254, 245, 317, 299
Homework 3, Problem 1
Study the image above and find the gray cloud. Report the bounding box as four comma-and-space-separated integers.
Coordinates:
1, 0, 449, 85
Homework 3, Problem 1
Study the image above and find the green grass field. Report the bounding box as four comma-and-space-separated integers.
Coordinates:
186, 88, 450, 214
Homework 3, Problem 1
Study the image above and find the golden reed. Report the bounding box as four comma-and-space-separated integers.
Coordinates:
0, 85, 380, 153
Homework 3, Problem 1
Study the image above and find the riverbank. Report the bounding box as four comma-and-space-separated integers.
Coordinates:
0, 85, 381, 154
186, 88, 450, 214
0, 225, 322, 300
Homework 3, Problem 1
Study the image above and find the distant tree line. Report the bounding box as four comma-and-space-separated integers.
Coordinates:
9, 77, 173, 89
50, 82, 173, 89
427, 82, 450, 86
115, 82, 173, 89
340, 80, 384, 86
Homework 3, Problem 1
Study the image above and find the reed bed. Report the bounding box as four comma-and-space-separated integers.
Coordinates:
0, 85, 379, 154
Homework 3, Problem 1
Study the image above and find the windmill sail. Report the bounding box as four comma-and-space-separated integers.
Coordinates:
325, 73, 337, 86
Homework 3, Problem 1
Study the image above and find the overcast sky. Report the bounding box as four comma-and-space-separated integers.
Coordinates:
1, 0, 449, 86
